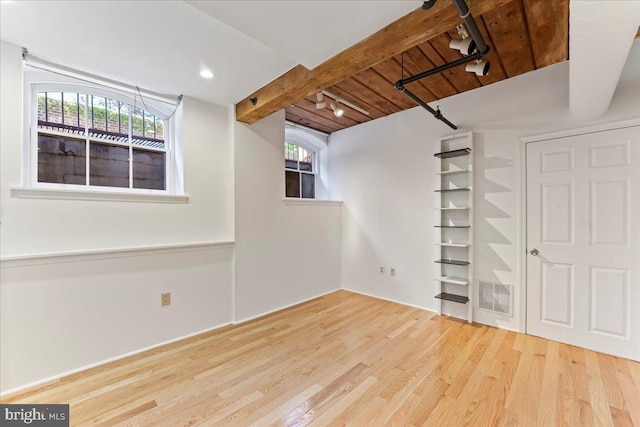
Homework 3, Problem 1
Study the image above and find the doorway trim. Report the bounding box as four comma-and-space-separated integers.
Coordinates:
518, 117, 640, 334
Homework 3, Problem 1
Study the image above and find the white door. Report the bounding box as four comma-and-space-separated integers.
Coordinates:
526, 125, 640, 361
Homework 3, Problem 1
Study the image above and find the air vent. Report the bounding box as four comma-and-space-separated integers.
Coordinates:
478, 281, 512, 316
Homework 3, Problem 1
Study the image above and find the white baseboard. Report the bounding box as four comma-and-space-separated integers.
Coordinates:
342, 287, 438, 314
0, 322, 231, 397
233, 288, 341, 325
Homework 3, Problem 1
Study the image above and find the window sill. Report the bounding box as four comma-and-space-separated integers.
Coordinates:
282, 198, 343, 206
11, 187, 189, 204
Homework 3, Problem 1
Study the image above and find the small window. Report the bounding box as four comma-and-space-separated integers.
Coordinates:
284, 142, 315, 198
35, 91, 168, 191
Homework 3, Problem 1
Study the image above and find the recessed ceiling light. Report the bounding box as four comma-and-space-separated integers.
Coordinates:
200, 69, 214, 79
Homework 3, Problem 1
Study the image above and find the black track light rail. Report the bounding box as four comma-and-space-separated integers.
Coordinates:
394, 0, 491, 130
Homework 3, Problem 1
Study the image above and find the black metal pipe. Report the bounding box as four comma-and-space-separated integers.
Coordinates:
397, 86, 457, 130
393, 0, 492, 129
395, 50, 484, 88
452, 0, 489, 55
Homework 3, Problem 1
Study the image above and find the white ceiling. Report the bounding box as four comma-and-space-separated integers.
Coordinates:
0, 0, 420, 107
186, 1, 420, 70
0, 1, 297, 106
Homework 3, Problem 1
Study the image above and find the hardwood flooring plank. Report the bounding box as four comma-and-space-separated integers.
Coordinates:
4, 289, 640, 426
537, 340, 560, 425
585, 349, 615, 426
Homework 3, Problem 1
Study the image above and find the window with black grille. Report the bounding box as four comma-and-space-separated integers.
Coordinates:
36, 92, 167, 191
284, 142, 315, 199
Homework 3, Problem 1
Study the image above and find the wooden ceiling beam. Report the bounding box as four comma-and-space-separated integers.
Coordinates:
236, 0, 516, 124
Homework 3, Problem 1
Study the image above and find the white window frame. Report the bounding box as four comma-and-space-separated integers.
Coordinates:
21, 65, 184, 198
284, 141, 317, 199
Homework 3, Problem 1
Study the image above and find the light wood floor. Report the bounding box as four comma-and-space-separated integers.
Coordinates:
3, 290, 640, 426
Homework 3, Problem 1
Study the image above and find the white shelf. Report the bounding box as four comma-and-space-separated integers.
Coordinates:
436, 276, 470, 286
435, 242, 470, 248
436, 169, 470, 176
435, 132, 474, 323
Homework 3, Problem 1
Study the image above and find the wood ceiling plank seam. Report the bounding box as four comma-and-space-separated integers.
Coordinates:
293, 98, 361, 127
335, 77, 400, 116
235, 0, 518, 123
444, 30, 484, 87
427, 34, 482, 92
326, 85, 388, 119
284, 112, 338, 134
285, 107, 347, 131
516, 0, 541, 70
414, 44, 461, 99
394, 53, 441, 102
382, 56, 439, 103
445, 30, 484, 87
521, 0, 569, 69
474, 16, 508, 85
303, 95, 373, 123
482, 0, 536, 78
351, 68, 416, 111
353, 68, 416, 111
418, 40, 469, 93
403, 47, 458, 99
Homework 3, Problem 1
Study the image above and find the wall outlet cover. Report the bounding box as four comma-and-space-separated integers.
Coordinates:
161, 292, 171, 306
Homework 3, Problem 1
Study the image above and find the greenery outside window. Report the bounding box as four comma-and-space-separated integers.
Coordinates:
285, 142, 315, 198
35, 91, 168, 191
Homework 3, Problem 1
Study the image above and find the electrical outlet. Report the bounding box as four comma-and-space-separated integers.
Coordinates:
161, 292, 171, 306
380, 266, 385, 275
390, 267, 396, 277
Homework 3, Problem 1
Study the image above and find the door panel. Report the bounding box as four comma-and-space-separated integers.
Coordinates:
589, 266, 628, 337
540, 262, 573, 326
541, 183, 573, 244
590, 180, 628, 245
526, 125, 639, 361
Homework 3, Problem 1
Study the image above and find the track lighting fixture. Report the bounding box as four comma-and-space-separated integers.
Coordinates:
395, 0, 492, 130
449, 38, 476, 56
330, 101, 344, 117
449, 24, 476, 55
313, 90, 369, 116
465, 60, 490, 76
315, 92, 326, 109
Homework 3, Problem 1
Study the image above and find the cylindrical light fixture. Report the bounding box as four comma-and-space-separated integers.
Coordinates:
449, 38, 476, 55
330, 101, 344, 117
465, 60, 490, 76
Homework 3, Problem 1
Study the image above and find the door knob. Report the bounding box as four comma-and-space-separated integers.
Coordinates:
530, 248, 539, 256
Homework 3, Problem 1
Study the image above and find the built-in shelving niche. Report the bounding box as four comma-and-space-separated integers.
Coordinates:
434, 132, 474, 323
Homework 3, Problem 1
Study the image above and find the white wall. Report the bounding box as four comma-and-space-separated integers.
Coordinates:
0, 246, 233, 392
1, 43, 234, 255
234, 111, 342, 321
329, 41, 640, 331
1, 39, 343, 392
0, 41, 235, 393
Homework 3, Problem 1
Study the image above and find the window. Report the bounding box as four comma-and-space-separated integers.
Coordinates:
285, 142, 315, 198
35, 91, 167, 191
23, 60, 182, 197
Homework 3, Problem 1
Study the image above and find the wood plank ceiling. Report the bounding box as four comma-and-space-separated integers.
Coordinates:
285, 0, 569, 134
